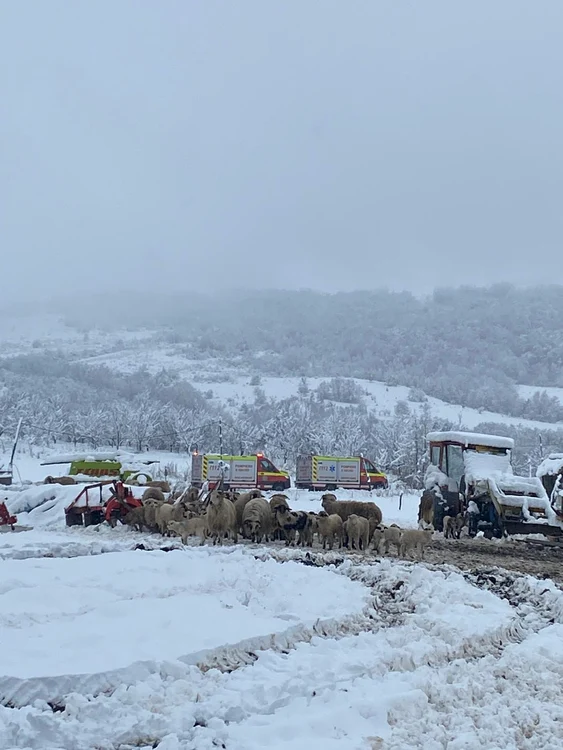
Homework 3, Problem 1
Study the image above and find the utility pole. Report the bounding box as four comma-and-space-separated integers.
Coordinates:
219, 418, 223, 459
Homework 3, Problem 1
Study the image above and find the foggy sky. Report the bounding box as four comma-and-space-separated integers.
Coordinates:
1, 1, 562, 303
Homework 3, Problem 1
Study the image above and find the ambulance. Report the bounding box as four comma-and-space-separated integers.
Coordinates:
191, 453, 291, 491
295, 454, 388, 491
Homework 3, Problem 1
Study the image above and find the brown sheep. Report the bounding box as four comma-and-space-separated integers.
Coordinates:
314, 512, 343, 550
234, 489, 264, 535
142, 487, 166, 503
321, 493, 382, 528
443, 515, 456, 539
122, 505, 146, 532
206, 488, 238, 545
418, 490, 435, 529
146, 480, 171, 493
44, 475, 76, 485
343, 514, 370, 551
242, 497, 273, 543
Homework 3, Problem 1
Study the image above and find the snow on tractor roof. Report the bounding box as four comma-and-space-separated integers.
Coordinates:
427, 431, 514, 450
536, 453, 563, 479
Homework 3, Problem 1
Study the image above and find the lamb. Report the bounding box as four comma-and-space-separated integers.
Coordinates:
443, 515, 456, 539
142, 487, 166, 503
343, 514, 370, 552
321, 493, 382, 528
399, 529, 433, 560
168, 517, 208, 546
418, 490, 435, 529
242, 497, 273, 543
314, 511, 343, 550
454, 512, 467, 539
234, 489, 264, 534
371, 527, 384, 554
383, 524, 402, 555
44, 475, 76, 485
206, 487, 238, 545
122, 505, 146, 532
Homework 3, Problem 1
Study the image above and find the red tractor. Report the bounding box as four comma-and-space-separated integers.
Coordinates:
0, 501, 17, 530
65, 480, 142, 527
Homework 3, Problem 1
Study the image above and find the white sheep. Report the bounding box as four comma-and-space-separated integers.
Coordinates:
206, 488, 238, 545
399, 529, 433, 560
314, 511, 343, 550
383, 524, 402, 555
343, 514, 370, 552
168, 517, 208, 545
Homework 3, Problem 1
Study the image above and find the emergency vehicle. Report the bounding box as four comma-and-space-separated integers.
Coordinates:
295, 454, 388, 491
191, 453, 290, 491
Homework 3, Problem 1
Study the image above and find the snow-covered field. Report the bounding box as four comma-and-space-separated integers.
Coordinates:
1, 473, 563, 748
2, 316, 563, 748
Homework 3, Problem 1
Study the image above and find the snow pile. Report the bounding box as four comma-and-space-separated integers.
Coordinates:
424, 463, 449, 491
537, 453, 563, 478
5, 484, 78, 520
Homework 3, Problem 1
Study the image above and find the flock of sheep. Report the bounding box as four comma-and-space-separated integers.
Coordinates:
121, 485, 435, 560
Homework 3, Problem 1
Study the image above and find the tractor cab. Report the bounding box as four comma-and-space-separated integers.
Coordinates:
426, 431, 560, 538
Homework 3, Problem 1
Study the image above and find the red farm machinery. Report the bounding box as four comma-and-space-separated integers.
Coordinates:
0, 501, 17, 530
64, 480, 142, 527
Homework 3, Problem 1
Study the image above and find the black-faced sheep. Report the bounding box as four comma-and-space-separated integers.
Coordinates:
343, 514, 370, 551
275, 509, 314, 547
242, 497, 272, 543
321, 493, 383, 527
269, 494, 291, 541
314, 511, 343, 550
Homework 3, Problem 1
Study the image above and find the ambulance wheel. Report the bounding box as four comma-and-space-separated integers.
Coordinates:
273, 483, 286, 491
